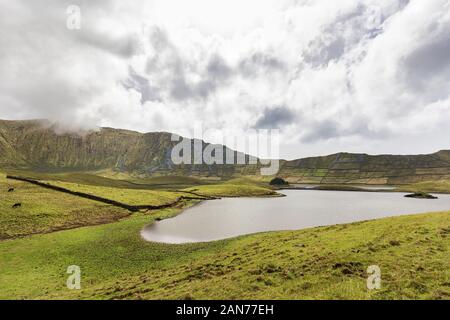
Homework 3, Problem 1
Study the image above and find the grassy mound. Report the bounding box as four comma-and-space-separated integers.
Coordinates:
183, 178, 278, 197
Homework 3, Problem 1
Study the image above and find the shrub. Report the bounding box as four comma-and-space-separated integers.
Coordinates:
269, 177, 289, 186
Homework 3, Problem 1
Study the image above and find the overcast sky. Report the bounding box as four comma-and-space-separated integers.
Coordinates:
0, 0, 449, 159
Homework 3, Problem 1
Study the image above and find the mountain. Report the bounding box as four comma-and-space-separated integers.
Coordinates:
0, 119, 259, 176
281, 150, 450, 184
1, 119, 449, 184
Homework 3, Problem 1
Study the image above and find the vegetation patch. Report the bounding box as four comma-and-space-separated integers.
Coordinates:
404, 192, 438, 199
38, 180, 184, 206
269, 177, 289, 186
398, 180, 450, 194
184, 178, 278, 197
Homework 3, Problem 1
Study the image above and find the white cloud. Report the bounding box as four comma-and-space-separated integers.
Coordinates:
0, 0, 449, 158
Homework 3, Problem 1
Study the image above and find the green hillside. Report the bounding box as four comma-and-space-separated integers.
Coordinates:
1, 203, 448, 299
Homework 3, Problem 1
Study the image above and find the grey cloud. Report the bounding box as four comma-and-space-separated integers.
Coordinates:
145, 26, 290, 102
301, 120, 339, 143
239, 52, 286, 77
170, 77, 192, 100
207, 55, 232, 80
76, 31, 141, 58
149, 27, 171, 52
146, 29, 233, 101
302, 1, 410, 67
122, 68, 160, 103
301, 118, 390, 143
302, 4, 367, 67
146, 27, 193, 100
0, 0, 129, 130
303, 37, 346, 67
146, 27, 182, 73
402, 24, 450, 98
254, 106, 296, 129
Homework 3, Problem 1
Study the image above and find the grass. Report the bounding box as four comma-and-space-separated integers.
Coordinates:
4, 169, 213, 190
183, 178, 278, 197
0, 172, 448, 299
4, 169, 142, 188
41, 180, 184, 206
0, 207, 448, 300
398, 180, 450, 194
0, 174, 130, 239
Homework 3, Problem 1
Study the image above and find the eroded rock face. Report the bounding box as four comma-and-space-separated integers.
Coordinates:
280, 151, 450, 185
0, 120, 172, 172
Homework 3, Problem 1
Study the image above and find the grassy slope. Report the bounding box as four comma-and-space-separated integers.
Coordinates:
0, 173, 448, 299
4, 169, 211, 190
0, 174, 130, 239
0, 206, 448, 300
183, 178, 278, 197
43, 181, 184, 206
397, 180, 450, 194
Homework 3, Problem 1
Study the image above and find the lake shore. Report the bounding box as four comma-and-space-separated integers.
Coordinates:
141, 189, 450, 244
1, 205, 448, 300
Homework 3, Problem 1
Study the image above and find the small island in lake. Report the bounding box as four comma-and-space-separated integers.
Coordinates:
269, 177, 289, 186
404, 192, 438, 199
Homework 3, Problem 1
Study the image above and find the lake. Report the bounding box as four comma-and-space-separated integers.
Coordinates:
141, 190, 450, 244
291, 184, 397, 190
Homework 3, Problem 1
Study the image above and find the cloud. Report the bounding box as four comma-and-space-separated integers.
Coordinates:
239, 52, 286, 76
301, 117, 391, 143
401, 23, 450, 99
207, 55, 233, 80
122, 67, 161, 103
0, 0, 449, 159
254, 106, 296, 129
75, 30, 142, 58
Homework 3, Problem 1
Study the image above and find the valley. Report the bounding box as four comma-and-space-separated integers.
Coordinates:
0, 168, 449, 300
0, 119, 449, 300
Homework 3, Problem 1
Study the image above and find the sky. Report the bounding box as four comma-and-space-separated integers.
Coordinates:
0, 0, 449, 159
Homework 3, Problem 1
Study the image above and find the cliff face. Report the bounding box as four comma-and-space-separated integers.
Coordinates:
280, 151, 450, 184
1, 119, 449, 184
0, 119, 257, 177
0, 120, 174, 172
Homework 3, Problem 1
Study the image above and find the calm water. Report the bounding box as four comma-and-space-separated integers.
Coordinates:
291, 184, 397, 190
141, 190, 450, 244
